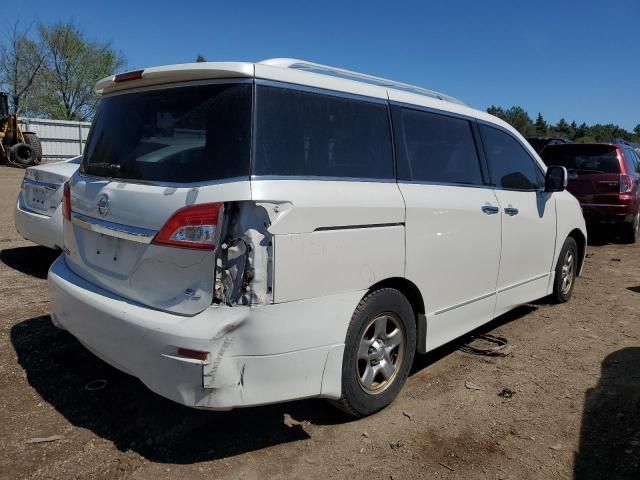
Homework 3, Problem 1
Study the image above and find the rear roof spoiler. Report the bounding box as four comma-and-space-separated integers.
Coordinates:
95, 62, 255, 95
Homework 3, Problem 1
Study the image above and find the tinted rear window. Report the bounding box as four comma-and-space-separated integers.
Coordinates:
541, 145, 621, 174
253, 85, 393, 179
81, 83, 252, 183
392, 107, 484, 185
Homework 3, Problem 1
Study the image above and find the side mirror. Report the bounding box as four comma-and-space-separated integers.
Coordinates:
545, 165, 567, 192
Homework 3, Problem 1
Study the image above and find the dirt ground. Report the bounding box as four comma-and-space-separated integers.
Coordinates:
0, 165, 638, 480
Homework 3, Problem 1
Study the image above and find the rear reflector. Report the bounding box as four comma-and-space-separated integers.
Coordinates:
177, 348, 208, 361
152, 203, 224, 250
114, 70, 144, 83
63, 182, 71, 221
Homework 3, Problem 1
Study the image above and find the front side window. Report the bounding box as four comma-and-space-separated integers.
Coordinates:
392, 107, 484, 185
480, 125, 543, 190
253, 85, 394, 179
82, 83, 252, 183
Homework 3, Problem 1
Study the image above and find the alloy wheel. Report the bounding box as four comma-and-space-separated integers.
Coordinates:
356, 313, 405, 394
561, 249, 574, 295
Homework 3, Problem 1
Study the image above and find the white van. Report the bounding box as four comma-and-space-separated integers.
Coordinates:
48, 59, 587, 417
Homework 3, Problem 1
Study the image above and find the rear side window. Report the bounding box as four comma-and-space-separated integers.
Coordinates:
392, 106, 484, 185
623, 148, 640, 173
81, 83, 252, 183
253, 85, 393, 179
541, 144, 621, 174
480, 125, 543, 190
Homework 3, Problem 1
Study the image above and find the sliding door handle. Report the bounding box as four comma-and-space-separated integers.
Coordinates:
481, 205, 500, 215
504, 207, 519, 216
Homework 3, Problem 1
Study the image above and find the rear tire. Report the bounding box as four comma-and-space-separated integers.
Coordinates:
331, 288, 416, 418
23, 133, 42, 164
551, 237, 578, 303
621, 210, 639, 244
9, 143, 35, 166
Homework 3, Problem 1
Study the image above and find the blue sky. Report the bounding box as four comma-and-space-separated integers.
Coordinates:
12, 0, 640, 130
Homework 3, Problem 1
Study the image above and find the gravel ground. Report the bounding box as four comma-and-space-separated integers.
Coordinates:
0, 165, 638, 480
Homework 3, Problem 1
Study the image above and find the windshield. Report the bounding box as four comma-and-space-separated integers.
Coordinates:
541, 144, 621, 174
81, 82, 252, 183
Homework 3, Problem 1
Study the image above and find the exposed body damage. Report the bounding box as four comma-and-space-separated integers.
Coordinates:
213, 202, 273, 306
49, 254, 359, 409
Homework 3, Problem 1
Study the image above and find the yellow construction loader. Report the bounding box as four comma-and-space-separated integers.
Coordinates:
0, 92, 42, 167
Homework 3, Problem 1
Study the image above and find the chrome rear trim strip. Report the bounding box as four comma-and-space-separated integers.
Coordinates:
22, 178, 60, 191
71, 212, 158, 244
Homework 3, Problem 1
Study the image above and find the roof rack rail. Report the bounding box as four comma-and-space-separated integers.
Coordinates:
259, 58, 466, 106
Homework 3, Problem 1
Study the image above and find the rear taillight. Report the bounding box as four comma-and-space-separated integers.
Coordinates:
620, 174, 633, 193
63, 182, 71, 220
152, 203, 223, 250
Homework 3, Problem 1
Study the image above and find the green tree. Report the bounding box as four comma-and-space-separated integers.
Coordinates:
486, 105, 505, 118
569, 121, 578, 140
0, 20, 46, 114
503, 106, 534, 136
195, 54, 206, 62
633, 124, 640, 137
534, 112, 547, 136
487, 105, 533, 136
33, 21, 126, 120
555, 118, 571, 138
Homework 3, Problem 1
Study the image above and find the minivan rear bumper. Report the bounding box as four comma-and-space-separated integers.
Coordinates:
48, 256, 352, 410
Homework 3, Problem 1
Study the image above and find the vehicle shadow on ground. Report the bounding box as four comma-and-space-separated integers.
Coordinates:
10, 315, 347, 464
11, 306, 537, 464
627, 286, 640, 294
586, 224, 632, 246
0, 246, 59, 279
574, 347, 640, 479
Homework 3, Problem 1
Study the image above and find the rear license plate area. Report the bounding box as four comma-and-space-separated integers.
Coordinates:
24, 185, 56, 213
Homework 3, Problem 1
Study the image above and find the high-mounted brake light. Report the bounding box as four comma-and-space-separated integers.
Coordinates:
152, 203, 224, 250
114, 69, 144, 83
63, 182, 71, 221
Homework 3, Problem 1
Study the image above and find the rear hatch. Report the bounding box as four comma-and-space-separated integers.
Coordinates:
66, 81, 252, 315
21, 158, 80, 217
541, 144, 623, 204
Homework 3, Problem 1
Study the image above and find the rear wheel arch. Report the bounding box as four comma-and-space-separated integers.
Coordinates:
367, 277, 427, 353
367, 277, 425, 317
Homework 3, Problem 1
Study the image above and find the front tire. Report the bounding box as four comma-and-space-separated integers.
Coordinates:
551, 237, 578, 303
331, 288, 416, 417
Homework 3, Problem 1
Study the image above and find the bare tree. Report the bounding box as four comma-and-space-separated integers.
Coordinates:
35, 21, 126, 121
0, 20, 45, 114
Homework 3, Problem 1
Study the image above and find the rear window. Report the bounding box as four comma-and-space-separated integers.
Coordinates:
623, 148, 640, 174
541, 145, 621, 174
81, 83, 252, 183
253, 85, 393, 179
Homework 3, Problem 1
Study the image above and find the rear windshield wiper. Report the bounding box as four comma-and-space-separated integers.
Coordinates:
85, 162, 125, 175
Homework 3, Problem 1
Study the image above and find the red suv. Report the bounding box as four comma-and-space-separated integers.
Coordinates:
541, 143, 640, 243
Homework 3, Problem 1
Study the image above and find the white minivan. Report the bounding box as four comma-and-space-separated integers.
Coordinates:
48, 59, 587, 417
